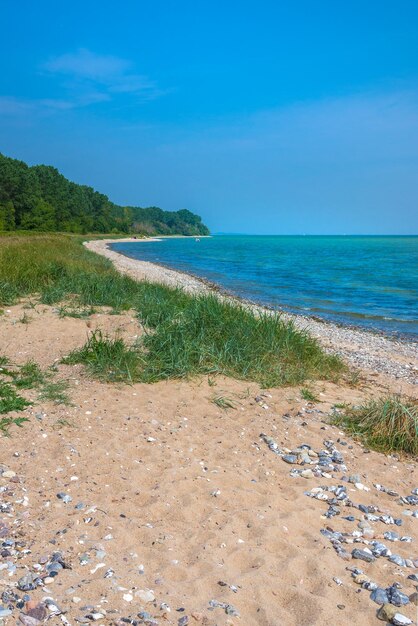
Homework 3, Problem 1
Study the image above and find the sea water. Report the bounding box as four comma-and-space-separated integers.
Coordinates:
111, 235, 418, 338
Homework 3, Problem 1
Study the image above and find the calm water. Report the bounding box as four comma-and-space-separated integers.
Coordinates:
111, 236, 418, 338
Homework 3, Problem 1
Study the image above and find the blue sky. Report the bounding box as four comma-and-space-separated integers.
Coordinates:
1, 0, 418, 234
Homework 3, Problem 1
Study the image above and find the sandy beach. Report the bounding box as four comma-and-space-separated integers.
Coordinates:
0, 238, 417, 626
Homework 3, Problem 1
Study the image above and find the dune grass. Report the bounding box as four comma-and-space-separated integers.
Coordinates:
333, 395, 418, 455
0, 233, 344, 388
63, 330, 143, 383
0, 353, 71, 436
300, 387, 319, 402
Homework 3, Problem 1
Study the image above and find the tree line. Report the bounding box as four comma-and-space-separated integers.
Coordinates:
0, 153, 210, 236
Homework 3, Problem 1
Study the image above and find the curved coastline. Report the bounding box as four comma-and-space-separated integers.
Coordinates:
110, 244, 418, 342
84, 237, 418, 386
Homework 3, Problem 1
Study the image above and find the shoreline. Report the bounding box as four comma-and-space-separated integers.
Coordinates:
84, 237, 418, 386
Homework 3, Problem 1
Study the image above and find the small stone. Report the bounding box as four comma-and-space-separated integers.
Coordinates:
370, 588, 389, 605
387, 586, 410, 607
27, 605, 47, 621
352, 548, 375, 563
384, 531, 399, 542
135, 589, 155, 603
354, 574, 370, 585
2, 471, 16, 479
56, 493, 72, 504
409, 592, 418, 605
392, 614, 412, 626
122, 593, 133, 602
355, 482, 368, 491
300, 469, 314, 479
18, 573, 37, 592
389, 554, 406, 567
283, 455, 298, 464
19, 616, 41, 626
0, 609, 12, 618
377, 604, 397, 622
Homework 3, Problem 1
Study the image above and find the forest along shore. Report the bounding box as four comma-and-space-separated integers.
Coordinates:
85, 238, 418, 391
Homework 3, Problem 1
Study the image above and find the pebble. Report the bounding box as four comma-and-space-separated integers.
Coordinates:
409, 592, 418, 605
354, 574, 370, 585
392, 615, 412, 626
283, 455, 298, 464
18, 574, 38, 592
56, 493, 72, 504
352, 548, 375, 563
2, 471, 16, 479
300, 469, 314, 479
371, 588, 389, 604
387, 586, 410, 607
135, 590, 155, 603
377, 604, 398, 621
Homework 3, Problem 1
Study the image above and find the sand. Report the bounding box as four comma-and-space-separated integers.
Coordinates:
0, 242, 418, 626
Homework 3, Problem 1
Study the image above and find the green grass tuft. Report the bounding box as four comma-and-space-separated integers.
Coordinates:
136, 292, 344, 387
63, 330, 143, 383
14, 361, 45, 388
38, 379, 71, 404
58, 305, 97, 319
0, 416, 29, 436
212, 393, 237, 410
0, 380, 31, 414
0, 355, 71, 433
332, 395, 418, 455
300, 387, 319, 402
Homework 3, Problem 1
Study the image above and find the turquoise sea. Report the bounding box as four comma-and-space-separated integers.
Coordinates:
111, 236, 418, 338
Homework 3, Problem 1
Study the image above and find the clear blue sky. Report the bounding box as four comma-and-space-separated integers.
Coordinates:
1, 0, 417, 234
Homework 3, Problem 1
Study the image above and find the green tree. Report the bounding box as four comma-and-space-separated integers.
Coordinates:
0, 201, 15, 230
20, 199, 56, 231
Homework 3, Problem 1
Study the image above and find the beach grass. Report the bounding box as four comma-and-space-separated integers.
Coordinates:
38, 379, 71, 405
0, 353, 71, 432
63, 330, 143, 383
332, 395, 418, 455
300, 387, 319, 402
0, 233, 345, 387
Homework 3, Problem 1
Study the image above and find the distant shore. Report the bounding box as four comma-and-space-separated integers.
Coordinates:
85, 237, 418, 387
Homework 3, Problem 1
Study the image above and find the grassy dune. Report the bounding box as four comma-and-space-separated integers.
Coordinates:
333, 395, 418, 456
0, 233, 344, 387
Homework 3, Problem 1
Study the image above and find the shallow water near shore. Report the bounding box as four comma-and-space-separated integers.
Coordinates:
111, 235, 418, 338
